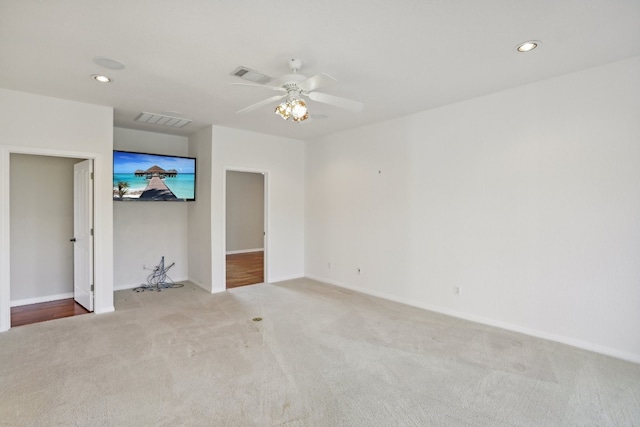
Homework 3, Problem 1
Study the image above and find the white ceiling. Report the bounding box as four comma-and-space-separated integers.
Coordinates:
1, 0, 639, 140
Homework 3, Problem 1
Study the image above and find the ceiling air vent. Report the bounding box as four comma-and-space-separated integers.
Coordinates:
135, 112, 191, 128
229, 66, 272, 84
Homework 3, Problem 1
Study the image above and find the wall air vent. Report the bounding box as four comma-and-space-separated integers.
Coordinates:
229, 66, 272, 84
135, 112, 192, 128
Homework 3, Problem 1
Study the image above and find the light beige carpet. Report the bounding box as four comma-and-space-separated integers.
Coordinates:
0, 278, 639, 426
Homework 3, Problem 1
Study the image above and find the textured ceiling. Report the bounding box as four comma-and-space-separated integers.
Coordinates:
1, 0, 639, 140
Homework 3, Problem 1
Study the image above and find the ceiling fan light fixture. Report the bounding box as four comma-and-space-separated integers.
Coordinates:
275, 99, 309, 122
290, 99, 307, 119
292, 111, 309, 123
275, 102, 291, 120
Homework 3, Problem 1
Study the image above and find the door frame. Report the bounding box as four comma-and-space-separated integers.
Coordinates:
223, 167, 269, 287
0, 146, 101, 332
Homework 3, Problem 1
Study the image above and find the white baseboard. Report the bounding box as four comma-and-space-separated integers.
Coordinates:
187, 277, 217, 293
114, 283, 139, 291
268, 274, 304, 284
226, 248, 264, 255
10, 292, 73, 307
305, 274, 640, 364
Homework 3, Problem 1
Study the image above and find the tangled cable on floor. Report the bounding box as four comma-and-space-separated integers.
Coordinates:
133, 256, 184, 292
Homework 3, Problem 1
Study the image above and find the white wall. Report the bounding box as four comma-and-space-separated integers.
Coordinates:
0, 88, 114, 331
187, 126, 213, 291
10, 154, 79, 304
226, 171, 264, 253
211, 126, 305, 291
113, 127, 189, 289
305, 56, 640, 362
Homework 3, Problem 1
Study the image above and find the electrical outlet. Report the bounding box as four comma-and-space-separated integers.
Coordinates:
454, 286, 461, 296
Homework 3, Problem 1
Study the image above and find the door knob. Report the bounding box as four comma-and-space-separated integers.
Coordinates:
70, 238, 76, 242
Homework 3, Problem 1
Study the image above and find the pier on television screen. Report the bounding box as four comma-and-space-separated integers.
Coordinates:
113, 151, 196, 201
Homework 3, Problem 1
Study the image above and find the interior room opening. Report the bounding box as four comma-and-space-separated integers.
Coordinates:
9, 153, 92, 327
225, 170, 266, 288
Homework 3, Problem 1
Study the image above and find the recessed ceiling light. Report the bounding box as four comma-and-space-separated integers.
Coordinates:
516, 40, 541, 52
92, 74, 112, 83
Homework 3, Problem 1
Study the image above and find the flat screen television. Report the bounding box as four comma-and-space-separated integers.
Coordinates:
113, 151, 196, 201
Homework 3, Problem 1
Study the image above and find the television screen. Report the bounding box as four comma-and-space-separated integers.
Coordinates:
113, 151, 196, 201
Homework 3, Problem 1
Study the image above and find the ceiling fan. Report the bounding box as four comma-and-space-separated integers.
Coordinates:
231, 59, 364, 123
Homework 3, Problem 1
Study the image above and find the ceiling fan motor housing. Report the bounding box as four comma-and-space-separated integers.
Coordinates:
283, 82, 304, 99
275, 73, 306, 88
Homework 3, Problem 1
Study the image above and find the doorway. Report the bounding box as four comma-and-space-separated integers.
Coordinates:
8, 154, 92, 326
225, 170, 266, 288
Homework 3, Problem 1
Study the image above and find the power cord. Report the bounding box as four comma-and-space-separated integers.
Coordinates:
133, 256, 184, 292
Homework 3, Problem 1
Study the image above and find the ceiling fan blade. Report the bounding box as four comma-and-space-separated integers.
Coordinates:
308, 92, 364, 112
298, 73, 337, 92
236, 94, 286, 114
229, 82, 286, 92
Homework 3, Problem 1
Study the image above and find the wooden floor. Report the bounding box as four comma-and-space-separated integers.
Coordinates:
226, 251, 264, 289
11, 298, 90, 327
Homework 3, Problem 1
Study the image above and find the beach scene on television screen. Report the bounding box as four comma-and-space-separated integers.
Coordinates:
113, 152, 195, 201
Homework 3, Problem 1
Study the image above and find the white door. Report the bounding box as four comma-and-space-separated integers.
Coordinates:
73, 160, 94, 311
